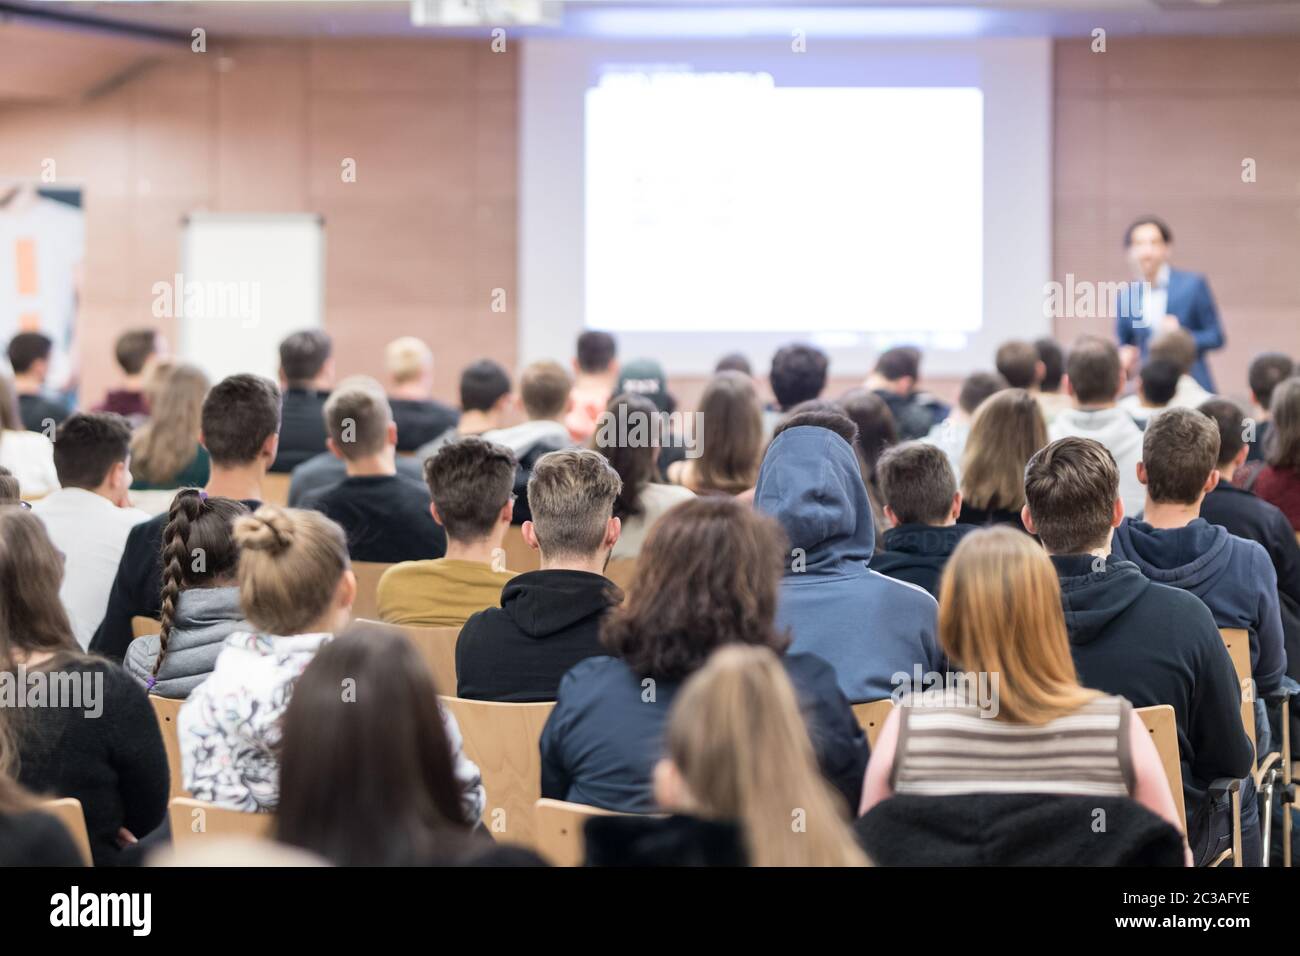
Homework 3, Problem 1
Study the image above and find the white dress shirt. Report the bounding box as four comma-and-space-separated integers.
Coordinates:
32, 487, 150, 648
1139, 263, 1171, 331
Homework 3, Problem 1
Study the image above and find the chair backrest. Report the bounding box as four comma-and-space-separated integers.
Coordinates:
149, 695, 189, 802
1219, 627, 1256, 749
131, 616, 161, 639
604, 557, 637, 594
350, 561, 394, 622
501, 525, 541, 573
169, 797, 274, 848
442, 696, 556, 846
401, 625, 461, 695
260, 472, 292, 507
41, 798, 92, 866
533, 798, 623, 867
1135, 704, 1188, 835
852, 699, 895, 748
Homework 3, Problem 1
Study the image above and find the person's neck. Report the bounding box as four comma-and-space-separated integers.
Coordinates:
288, 378, 329, 394
205, 463, 267, 502
391, 382, 430, 401
540, 551, 608, 575
1044, 534, 1113, 561
457, 410, 498, 435
343, 450, 396, 478
1142, 498, 1202, 530
87, 482, 126, 508
1218, 461, 1238, 482
12, 373, 41, 395
120, 374, 144, 393
444, 528, 508, 565
575, 371, 615, 393
1075, 400, 1116, 413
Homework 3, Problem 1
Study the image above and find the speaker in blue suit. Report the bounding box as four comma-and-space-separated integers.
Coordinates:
1116, 217, 1224, 393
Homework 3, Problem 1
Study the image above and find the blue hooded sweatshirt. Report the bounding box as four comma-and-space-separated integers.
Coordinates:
1110, 517, 1286, 695
754, 425, 942, 703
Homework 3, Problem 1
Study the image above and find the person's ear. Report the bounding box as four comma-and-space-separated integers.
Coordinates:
604, 515, 621, 550
337, 570, 357, 613
498, 498, 515, 525
325, 437, 346, 461
1112, 497, 1124, 528
521, 520, 541, 551
320, 358, 336, 387
1034, 360, 1046, 386
386, 421, 398, 448
1205, 469, 1221, 495
1114, 368, 1127, 401
883, 504, 900, 526
429, 501, 445, 528
1064, 374, 1075, 398
951, 491, 963, 522
1021, 505, 1037, 536
1136, 460, 1148, 487
1233, 445, 1249, 469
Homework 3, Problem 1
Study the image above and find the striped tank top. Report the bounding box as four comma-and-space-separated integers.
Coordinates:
891, 692, 1134, 798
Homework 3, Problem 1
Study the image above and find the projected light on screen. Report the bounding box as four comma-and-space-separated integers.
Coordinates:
584, 72, 982, 345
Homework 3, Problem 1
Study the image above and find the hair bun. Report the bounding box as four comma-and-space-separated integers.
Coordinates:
235, 506, 295, 555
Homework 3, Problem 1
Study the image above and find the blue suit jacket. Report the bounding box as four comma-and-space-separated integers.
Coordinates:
1116, 267, 1224, 392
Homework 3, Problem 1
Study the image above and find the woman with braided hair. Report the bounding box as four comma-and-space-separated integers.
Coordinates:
124, 489, 248, 698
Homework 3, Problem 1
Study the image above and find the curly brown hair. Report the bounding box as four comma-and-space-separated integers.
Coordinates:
600, 497, 790, 681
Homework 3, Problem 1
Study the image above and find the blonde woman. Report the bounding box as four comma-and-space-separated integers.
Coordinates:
130, 361, 211, 489
653, 645, 869, 867
860, 527, 1189, 863
666, 371, 764, 496
178, 505, 484, 820
957, 388, 1047, 532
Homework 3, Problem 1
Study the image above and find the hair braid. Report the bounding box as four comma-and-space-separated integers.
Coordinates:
154, 489, 204, 679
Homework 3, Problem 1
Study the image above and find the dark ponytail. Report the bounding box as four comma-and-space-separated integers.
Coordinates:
153, 491, 249, 681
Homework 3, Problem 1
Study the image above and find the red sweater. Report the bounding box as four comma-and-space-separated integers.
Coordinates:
1253, 465, 1300, 531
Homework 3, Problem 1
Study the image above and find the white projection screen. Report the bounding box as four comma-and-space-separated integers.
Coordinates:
521, 38, 1052, 377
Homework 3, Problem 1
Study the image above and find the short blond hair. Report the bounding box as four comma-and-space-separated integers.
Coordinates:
385, 337, 432, 385
527, 449, 622, 558
323, 376, 391, 460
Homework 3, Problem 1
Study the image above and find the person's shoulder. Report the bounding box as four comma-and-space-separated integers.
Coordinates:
378, 559, 438, 586
781, 649, 842, 690
867, 567, 939, 608
643, 481, 695, 506
558, 655, 627, 692
1141, 579, 1217, 626
0, 809, 85, 867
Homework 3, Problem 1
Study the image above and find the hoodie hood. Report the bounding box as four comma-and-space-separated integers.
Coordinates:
1051, 553, 1150, 646
481, 420, 571, 458
881, 523, 978, 560
754, 425, 874, 573
499, 569, 619, 639
1110, 518, 1233, 591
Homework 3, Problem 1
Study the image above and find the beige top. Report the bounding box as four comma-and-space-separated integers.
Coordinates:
610, 482, 695, 560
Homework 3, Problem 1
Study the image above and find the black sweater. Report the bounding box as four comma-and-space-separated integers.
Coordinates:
271, 388, 329, 473
1200, 481, 1300, 681
457, 569, 618, 702
12, 657, 169, 867
869, 522, 980, 597
1053, 554, 1254, 852
300, 474, 446, 564
0, 808, 86, 866
91, 498, 262, 663
390, 398, 459, 452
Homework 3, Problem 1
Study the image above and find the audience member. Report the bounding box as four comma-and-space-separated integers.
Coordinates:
566, 330, 619, 443
0, 507, 168, 865
0, 466, 18, 504
867, 345, 949, 440
995, 340, 1043, 390
754, 413, 941, 702
870, 441, 976, 597
482, 360, 575, 523
457, 450, 622, 702
666, 370, 763, 496
596, 393, 693, 561
539, 497, 869, 813
1034, 337, 1072, 424
0, 709, 86, 866
271, 329, 333, 473
300, 376, 446, 563
1119, 357, 1180, 429
384, 336, 459, 451
1149, 327, 1214, 408
274, 624, 535, 865
837, 388, 900, 537
91, 374, 281, 661
32, 413, 148, 647
763, 343, 829, 435
1244, 352, 1294, 465
95, 328, 163, 422
1022, 437, 1254, 865
129, 362, 211, 490
124, 491, 249, 697
958, 388, 1047, 532
860, 527, 1189, 863
7, 332, 68, 433
714, 352, 752, 376
1253, 377, 1300, 529
416, 359, 513, 459
921, 370, 1006, 483
377, 437, 517, 627
1050, 336, 1145, 517
0, 374, 58, 497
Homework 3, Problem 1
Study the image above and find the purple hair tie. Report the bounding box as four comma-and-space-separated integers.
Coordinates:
145, 676, 157, 690
199, 491, 208, 501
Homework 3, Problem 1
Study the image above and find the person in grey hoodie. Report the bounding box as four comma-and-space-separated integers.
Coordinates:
125, 491, 249, 698
1048, 336, 1146, 517
754, 412, 942, 703
1110, 408, 1287, 703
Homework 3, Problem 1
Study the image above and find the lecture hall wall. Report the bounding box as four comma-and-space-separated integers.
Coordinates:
1, 35, 1298, 407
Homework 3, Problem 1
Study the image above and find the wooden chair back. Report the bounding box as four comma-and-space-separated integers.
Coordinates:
149, 694, 189, 801
1135, 704, 1188, 835
1219, 628, 1257, 750
350, 562, 394, 623
132, 616, 161, 638
533, 798, 624, 867
169, 797, 274, 848
41, 798, 93, 866
260, 472, 292, 507
402, 625, 461, 695
852, 698, 895, 749
604, 558, 637, 594
500, 525, 541, 573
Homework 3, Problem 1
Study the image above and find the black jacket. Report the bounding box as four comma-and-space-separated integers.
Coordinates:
1200, 481, 1300, 682
0, 810, 85, 866
271, 388, 329, 473
1053, 553, 1254, 857
957, 502, 1029, 534
390, 398, 458, 452
540, 652, 869, 815
873, 389, 948, 442
300, 473, 446, 564
457, 570, 618, 702
18, 393, 69, 434
870, 522, 980, 597
856, 793, 1185, 866
583, 814, 748, 866
91, 497, 263, 663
